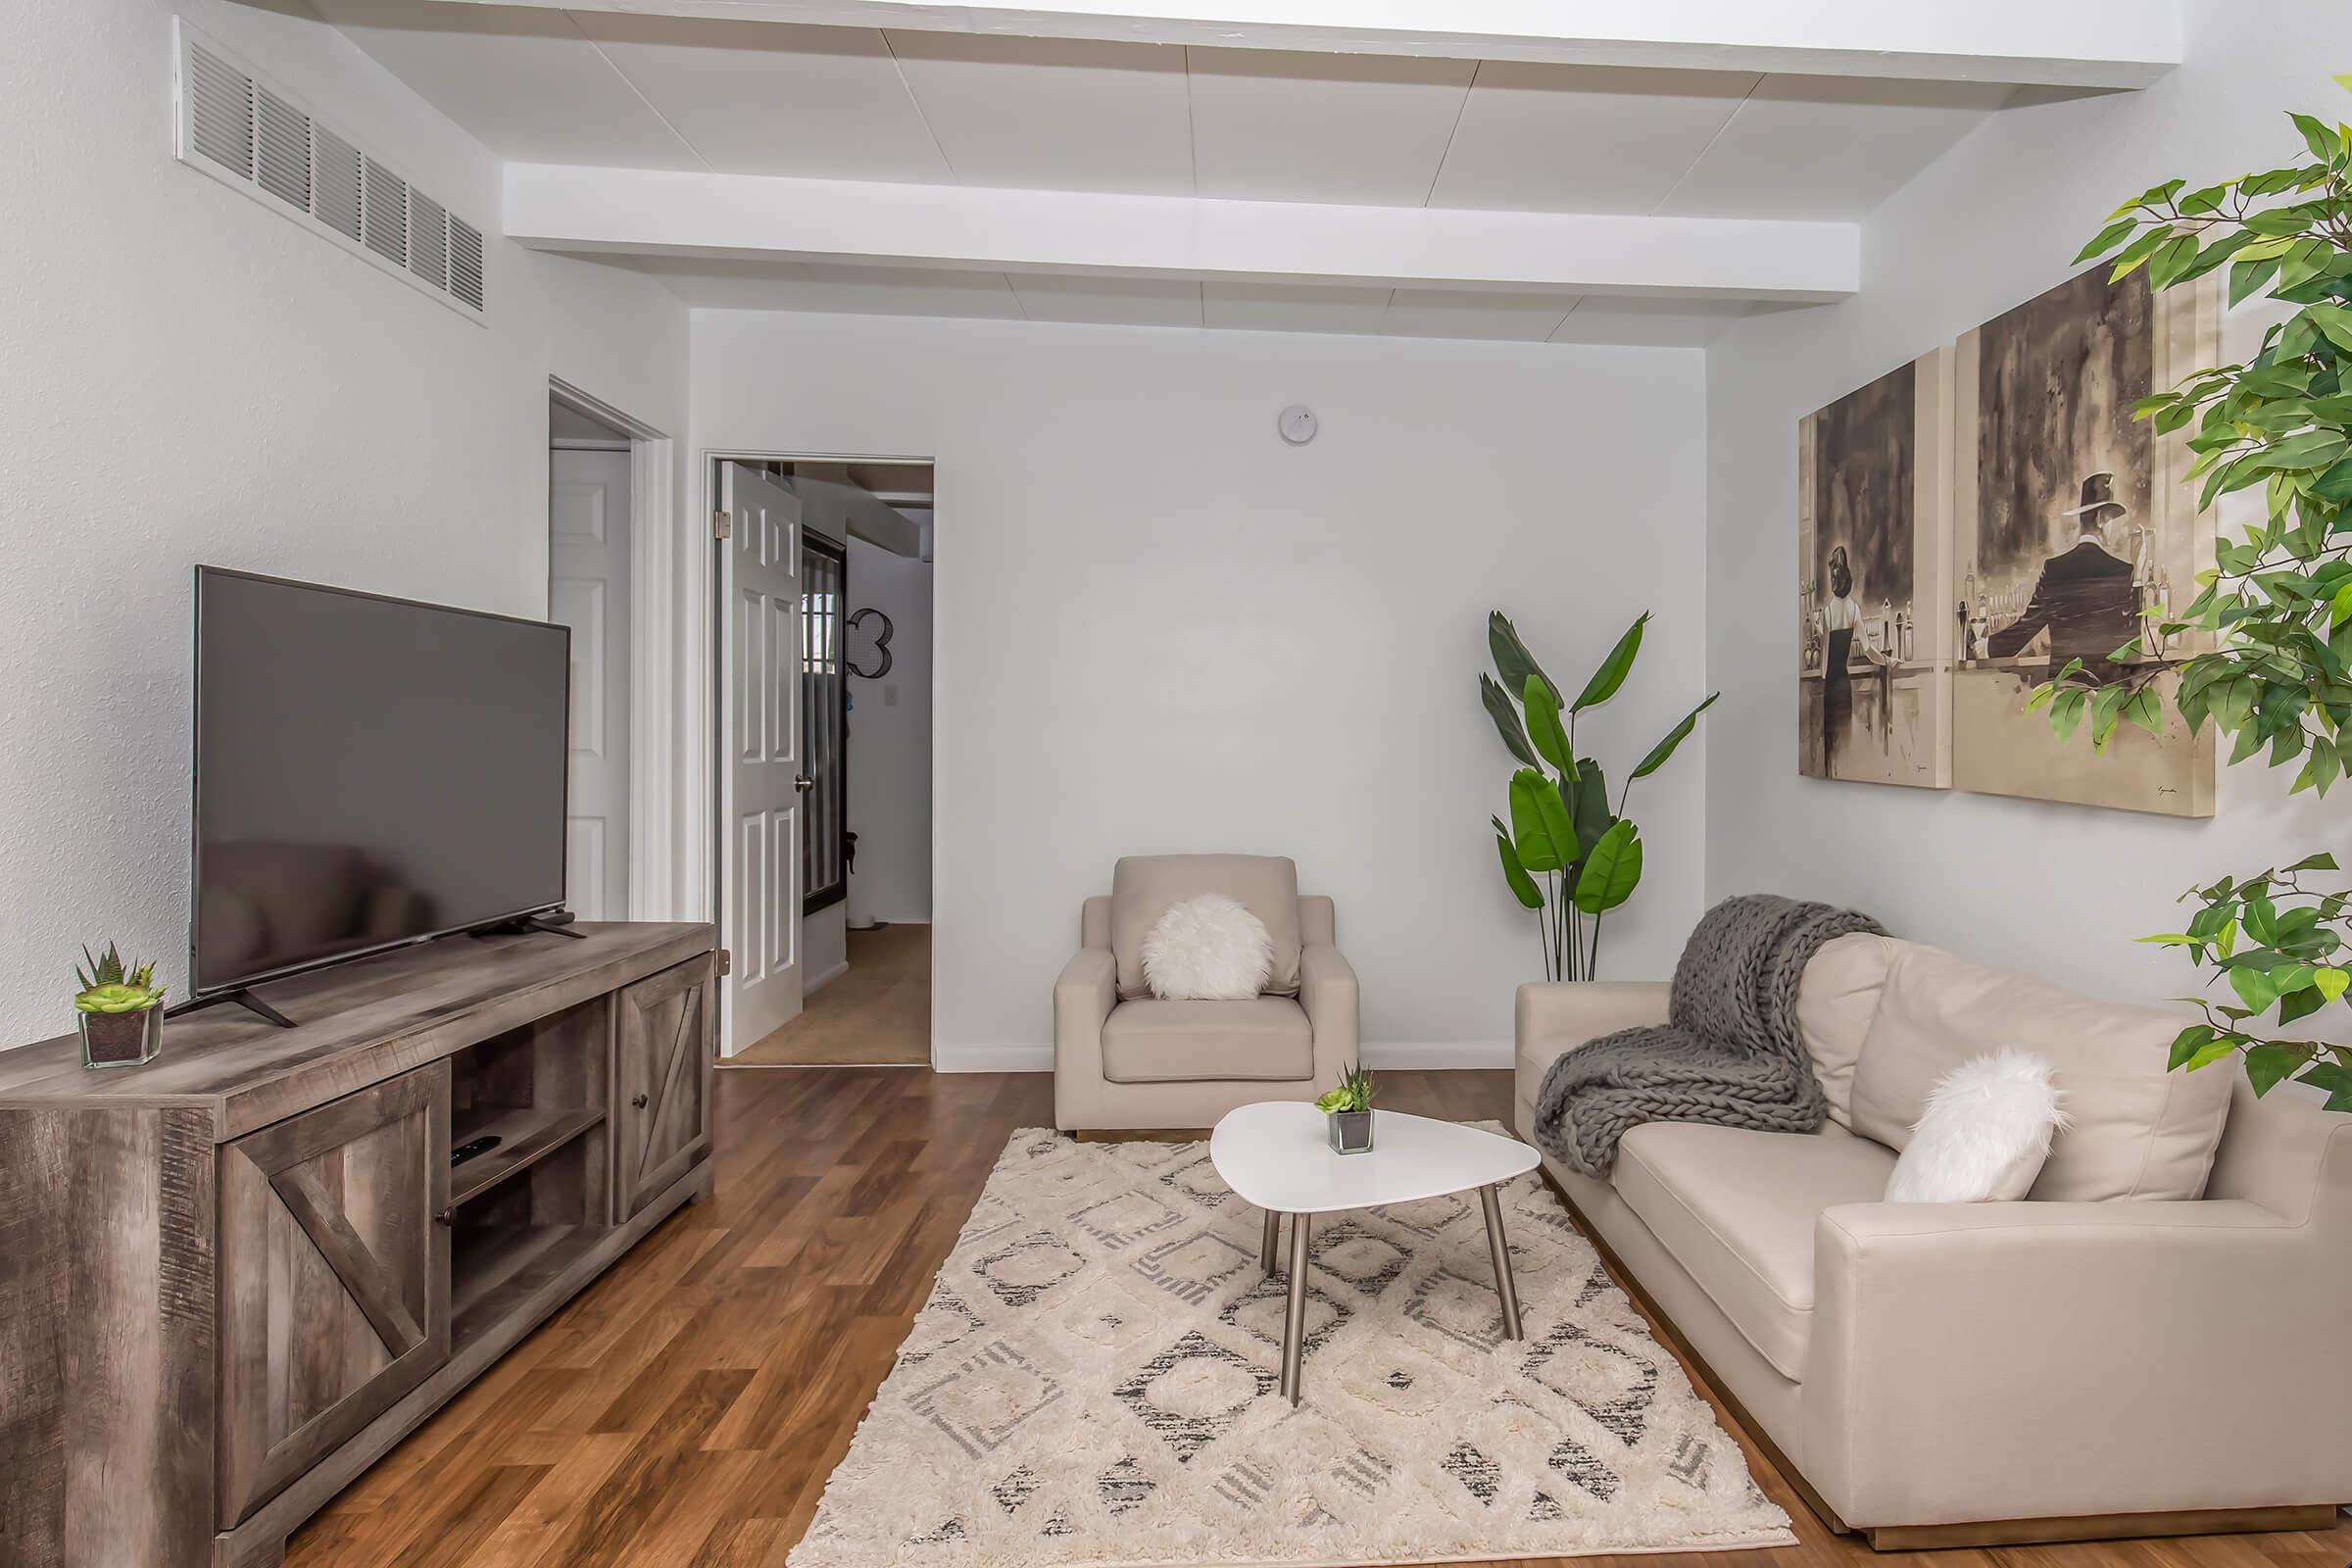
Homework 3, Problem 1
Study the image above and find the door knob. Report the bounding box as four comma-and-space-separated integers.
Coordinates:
631, 1093, 650, 1109
794, 774, 814, 793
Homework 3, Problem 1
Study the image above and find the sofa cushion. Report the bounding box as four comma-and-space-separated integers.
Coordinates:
1111, 856, 1301, 1002
1796, 932, 1896, 1129
1849, 943, 2232, 1200
1100, 998, 1313, 1084
1614, 1121, 1896, 1380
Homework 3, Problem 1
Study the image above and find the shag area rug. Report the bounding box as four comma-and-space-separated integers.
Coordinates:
790, 1127, 1793, 1568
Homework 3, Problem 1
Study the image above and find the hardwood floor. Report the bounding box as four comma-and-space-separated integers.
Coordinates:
283, 1067, 2348, 1568
724, 924, 930, 1067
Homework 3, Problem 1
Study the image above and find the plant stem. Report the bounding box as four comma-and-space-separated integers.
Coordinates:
1587, 908, 1605, 978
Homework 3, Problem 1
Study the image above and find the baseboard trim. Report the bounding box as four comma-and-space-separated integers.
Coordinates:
805, 959, 851, 995
939, 1041, 1508, 1075
1362, 1040, 1512, 1070
1864, 1504, 2338, 1551
936, 1044, 1053, 1073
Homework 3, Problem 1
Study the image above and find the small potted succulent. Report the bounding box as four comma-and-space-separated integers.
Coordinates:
74, 943, 167, 1069
1316, 1062, 1376, 1154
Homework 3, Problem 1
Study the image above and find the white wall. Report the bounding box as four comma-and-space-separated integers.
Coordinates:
693, 313, 1712, 1069
1703, 0, 2350, 1003
847, 535, 935, 925
0, 0, 685, 1047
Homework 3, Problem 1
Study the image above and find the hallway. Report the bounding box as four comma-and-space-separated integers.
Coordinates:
724, 924, 929, 1066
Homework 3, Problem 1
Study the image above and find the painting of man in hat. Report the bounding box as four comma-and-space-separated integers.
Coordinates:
1984, 469, 2136, 682
1952, 263, 2218, 815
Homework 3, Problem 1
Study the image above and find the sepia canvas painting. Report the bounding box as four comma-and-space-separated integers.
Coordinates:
1797, 350, 1953, 789
1952, 269, 2219, 816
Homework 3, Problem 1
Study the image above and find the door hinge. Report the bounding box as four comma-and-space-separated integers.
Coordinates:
712, 508, 732, 540
715, 948, 733, 976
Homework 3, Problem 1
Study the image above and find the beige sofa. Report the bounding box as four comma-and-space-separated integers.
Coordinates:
1055, 855, 1357, 1132
1512, 933, 2352, 1548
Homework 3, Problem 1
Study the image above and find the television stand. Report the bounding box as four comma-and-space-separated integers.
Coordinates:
0, 920, 717, 1568
470, 911, 587, 941
167, 985, 297, 1030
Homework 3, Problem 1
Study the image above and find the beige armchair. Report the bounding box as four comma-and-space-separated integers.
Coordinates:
1055, 855, 1358, 1132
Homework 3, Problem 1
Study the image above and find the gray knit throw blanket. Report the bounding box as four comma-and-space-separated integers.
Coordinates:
1531, 894, 1884, 1177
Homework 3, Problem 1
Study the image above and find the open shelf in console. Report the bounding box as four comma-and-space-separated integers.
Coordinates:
449, 1103, 606, 1207
444, 994, 613, 1341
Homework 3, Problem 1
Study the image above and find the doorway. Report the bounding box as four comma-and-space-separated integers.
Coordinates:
710, 456, 934, 1067
546, 382, 675, 924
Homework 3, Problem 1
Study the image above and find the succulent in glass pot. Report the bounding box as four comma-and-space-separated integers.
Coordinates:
74, 942, 168, 1069
1315, 1062, 1376, 1154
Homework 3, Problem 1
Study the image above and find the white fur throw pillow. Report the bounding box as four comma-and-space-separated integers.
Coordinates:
1141, 893, 1273, 1001
1884, 1049, 2070, 1203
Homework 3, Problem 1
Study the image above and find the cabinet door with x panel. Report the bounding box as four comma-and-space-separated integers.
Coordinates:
217, 1063, 452, 1526
614, 953, 716, 1219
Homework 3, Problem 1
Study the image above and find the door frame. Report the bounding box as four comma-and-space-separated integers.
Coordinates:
686, 448, 935, 1060
549, 377, 677, 923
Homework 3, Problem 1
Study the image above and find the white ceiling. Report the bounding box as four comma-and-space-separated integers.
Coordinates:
318, 1, 2020, 344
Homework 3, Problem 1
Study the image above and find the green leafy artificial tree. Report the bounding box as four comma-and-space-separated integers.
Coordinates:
2035, 87, 2352, 1110
1482, 611, 1718, 982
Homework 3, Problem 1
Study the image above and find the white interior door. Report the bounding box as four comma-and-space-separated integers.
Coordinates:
550, 447, 631, 921
720, 461, 806, 1049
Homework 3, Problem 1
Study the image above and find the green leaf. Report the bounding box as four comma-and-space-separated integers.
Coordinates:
1570, 757, 1613, 860
1523, 673, 1574, 773
2229, 961, 2280, 1013
1571, 820, 1643, 915
2051, 686, 2089, 746
1507, 768, 1572, 874
2277, 986, 2328, 1026
2123, 687, 2165, 737
2293, 111, 2339, 163
1572, 612, 1649, 712
2244, 1043, 2304, 1096
2075, 217, 2140, 264
2287, 852, 2342, 873
2089, 684, 2130, 753
1488, 612, 1556, 707
1494, 830, 1544, 910
1630, 691, 1720, 780
2181, 1040, 2240, 1072
1480, 674, 1541, 767
2167, 1024, 2219, 1070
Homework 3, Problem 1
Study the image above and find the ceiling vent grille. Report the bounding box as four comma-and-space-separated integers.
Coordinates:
448, 219, 485, 311
254, 86, 309, 211
172, 18, 484, 323
315, 126, 362, 242
362, 155, 408, 267
409, 191, 448, 289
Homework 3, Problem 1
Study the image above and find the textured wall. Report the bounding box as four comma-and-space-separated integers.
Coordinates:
0, 1, 685, 1047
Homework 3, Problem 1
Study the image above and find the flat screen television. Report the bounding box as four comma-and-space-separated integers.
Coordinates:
192, 566, 570, 999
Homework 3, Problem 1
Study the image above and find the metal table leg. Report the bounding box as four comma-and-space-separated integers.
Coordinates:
1279, 1211, 1311, 1404
1259, 1207, 1281, 1276
1480, 1184, 1523, 1342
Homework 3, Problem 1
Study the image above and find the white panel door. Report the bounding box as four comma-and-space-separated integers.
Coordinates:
720, 462, 806, 1049
549, 448, 631, 921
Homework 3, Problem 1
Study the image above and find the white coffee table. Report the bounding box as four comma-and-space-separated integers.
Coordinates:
1208, 1102, 1541, 1404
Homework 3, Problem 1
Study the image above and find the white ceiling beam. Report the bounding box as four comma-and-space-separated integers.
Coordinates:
432, 0, 2180, 88
504, 166, 1858, 302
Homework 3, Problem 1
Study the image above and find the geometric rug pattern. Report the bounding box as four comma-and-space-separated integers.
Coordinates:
790, 1127, 1794, 1566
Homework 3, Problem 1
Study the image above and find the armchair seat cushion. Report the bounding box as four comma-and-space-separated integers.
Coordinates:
1614, 1121, 1896, 1380
1100, 997, 1314, 1084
